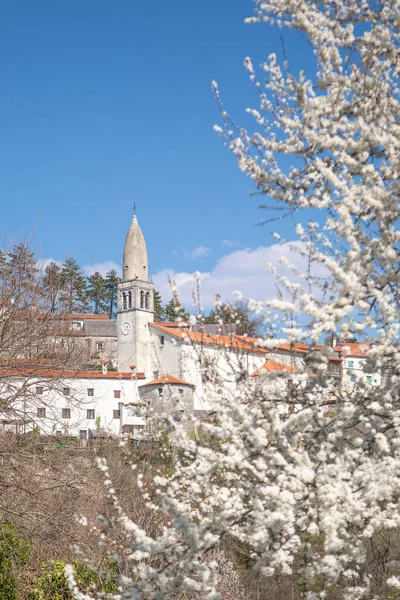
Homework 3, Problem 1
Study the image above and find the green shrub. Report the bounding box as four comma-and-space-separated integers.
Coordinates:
27, 560, 117, 599
0, 520, 30, 600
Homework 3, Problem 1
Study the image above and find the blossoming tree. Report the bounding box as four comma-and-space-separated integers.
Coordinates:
69, 1, 400, 598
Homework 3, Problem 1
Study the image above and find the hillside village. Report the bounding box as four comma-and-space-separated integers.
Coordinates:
0, 213, 380, 440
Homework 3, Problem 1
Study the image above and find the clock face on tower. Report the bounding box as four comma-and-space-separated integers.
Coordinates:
121, 321, 131, 335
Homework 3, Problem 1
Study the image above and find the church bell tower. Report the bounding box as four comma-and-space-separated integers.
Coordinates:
117, 210, 154, 373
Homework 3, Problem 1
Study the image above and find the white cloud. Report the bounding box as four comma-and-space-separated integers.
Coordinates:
221, 239, 241, 248
84, 261, 122, 277
172, 246, 211, 260
190, 245, 211, 259
152, 242, 328, 310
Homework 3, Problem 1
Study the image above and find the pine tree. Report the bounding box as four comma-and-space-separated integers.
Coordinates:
59, 256, 89, 314
6, 243, 38, 307
105, 269, 121, 319
163, 296, 189, 322
153, 290, 165, 321
42, 261, 62, 312
87, 272, 107, 314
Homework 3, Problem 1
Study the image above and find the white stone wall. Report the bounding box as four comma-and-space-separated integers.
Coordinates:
342, 356, 382, 386
0, 376, 143, 438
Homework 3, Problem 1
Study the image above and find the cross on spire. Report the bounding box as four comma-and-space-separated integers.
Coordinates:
133, 202, 137, 216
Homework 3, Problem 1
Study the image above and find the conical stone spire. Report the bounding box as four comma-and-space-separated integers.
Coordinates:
123, 215, 148, 282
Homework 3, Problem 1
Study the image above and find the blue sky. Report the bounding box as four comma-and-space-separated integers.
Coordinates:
1, 0, 316, 308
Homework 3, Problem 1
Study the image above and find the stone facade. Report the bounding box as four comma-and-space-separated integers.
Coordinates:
138, 378, 195, 435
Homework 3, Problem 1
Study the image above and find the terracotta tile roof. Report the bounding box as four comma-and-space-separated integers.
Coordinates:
9, 311, 110, 321
251, 359, 296, 377
153, 321, 190, 328
234, 337, 325, 355
151, 324, 267, 355
0, 368, 145, 380
139, 374, 195, 388
336, 342, 371, 357
236, 337, 343, 361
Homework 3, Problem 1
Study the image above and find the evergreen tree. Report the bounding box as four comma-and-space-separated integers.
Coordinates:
59, 256, 89, 313
164, 296, 189, 322
87, 272, 107, 314
153, 290, 165, 321
42, 261, 62, 312
105, 269, 121, 319
6, 243, 38, 307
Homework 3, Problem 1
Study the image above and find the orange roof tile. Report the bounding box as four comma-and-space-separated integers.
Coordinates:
251, 359, 296, 377
336, 342, 371, 357
139, 374, 195, 388
0, 368, 145, 380
153, 321, 190, 328
9, 311, 110, 321
151, 324, 267, 355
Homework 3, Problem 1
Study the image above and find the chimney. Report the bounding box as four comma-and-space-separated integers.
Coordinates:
332, 334, 338, 348
101, 360, 108, 375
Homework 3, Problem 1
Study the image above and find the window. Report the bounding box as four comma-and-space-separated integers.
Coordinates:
113, 410, 120, 419
159, 335, 165, 347
366, 375, 372, 383
128, 290, 132, 309
140, 290, 145, 309
37, 407, 46, 418
79, 430, 87, 439
63, 387, 70, 396
122, 292, 127, 311
36, 386, 43, 395
114, 390, 121, 399
56, 431, 62, 436
96, 342, 104, 352
178, 388, 184, 395
158, 388, 163, 397
145, 291, 150, 309
87, 388, 94, 397
153, 371, 159, 379
62, 408, 71, 419
350, 375, 356, 382
348, 361, 354, 368
87, 409, 95, 419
